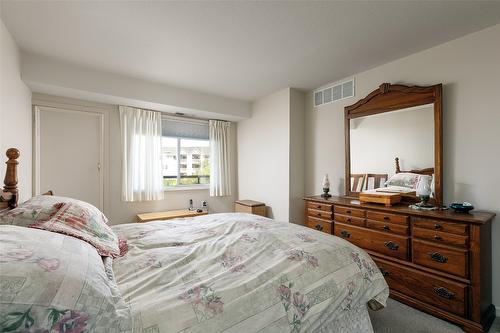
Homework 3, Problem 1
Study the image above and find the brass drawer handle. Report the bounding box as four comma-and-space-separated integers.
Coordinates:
428, 252, 448, 263
315, 224, 323, 231
340, 230, 351, 238
346, 218, 352, 223
378, 267, 390, 277
434, 224, 442, 230
346, 210, 352, 214
384, 241, 399, 250
317, 213, 322, 216
433, 287, 455, 300
383, 216, 390, 221
383, 225, 390, 231
317, 205, 321, 209
434, 235, 442, 241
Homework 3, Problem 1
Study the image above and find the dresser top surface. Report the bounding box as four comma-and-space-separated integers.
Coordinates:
304, 195, 495, 224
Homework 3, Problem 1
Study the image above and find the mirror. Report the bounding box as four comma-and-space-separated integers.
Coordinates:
350, 104, 434, 189
345, 83, 442, 205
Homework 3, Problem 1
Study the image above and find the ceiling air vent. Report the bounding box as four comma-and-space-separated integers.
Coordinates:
313, 78, 355, 107
314, 90, 323, 107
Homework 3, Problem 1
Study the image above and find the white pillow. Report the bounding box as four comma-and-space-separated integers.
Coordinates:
385, 172, 421, 189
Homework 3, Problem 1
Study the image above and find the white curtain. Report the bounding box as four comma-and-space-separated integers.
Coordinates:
209, 120, 231, 197
119, 106, 164, 202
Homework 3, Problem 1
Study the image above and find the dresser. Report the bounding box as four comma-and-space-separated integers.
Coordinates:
304, 195, 495, 333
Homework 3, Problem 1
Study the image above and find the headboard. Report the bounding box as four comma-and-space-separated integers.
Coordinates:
0, 148, 20, 210
394, 157, 434, 176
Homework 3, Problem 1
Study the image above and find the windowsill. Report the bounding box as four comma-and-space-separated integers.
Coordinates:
164, 185, 210, 192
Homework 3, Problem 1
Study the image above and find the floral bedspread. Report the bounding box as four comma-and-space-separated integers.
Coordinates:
0, 225, 130, 333
112, 213, 388, 333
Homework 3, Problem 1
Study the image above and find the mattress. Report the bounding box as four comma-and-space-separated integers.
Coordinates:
111, 213, 389, 333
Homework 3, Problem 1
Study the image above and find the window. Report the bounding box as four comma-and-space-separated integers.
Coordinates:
161, 116, 210, 188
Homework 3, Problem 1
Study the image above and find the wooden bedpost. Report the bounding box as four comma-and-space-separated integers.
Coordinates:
4, 148, 19, 208
395, 157, 401, 174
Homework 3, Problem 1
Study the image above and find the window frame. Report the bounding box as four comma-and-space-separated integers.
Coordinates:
163, 136, 210, 191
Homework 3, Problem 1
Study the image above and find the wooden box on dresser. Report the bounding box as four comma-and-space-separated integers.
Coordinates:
304, 195, 495, 333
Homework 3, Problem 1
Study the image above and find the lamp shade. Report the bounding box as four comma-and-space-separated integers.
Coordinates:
322, 174, 330, 189
430, 174, 435, 198
416, 175, 432, 197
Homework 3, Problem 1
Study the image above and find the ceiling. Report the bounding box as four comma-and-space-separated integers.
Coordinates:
2, 1, 500, 101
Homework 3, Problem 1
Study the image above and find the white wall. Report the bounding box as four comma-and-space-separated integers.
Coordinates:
0, 18, 32, 201
22, 52, 251, 122
238, 88, 290, 221
350, 105, 434, 175
289, 89, 305, 224
32, 94, 237, 224
305, 24, 500, 308
22, 47, 248, 224
237, 87, 305, 223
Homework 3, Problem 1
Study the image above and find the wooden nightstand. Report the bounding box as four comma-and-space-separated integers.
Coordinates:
136, 209, 208, 223
234, 200, 266, 217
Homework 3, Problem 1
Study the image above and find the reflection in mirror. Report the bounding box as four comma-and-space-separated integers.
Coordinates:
350, 103, 434, 194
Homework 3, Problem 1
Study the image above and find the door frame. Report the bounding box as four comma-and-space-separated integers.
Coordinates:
33, 104, 106, 211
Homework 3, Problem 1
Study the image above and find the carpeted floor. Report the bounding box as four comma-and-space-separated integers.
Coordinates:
369, 298, 500, 333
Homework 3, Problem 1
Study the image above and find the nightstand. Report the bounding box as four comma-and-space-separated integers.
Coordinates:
136, 209, 208, 223
234, 200, 266, 217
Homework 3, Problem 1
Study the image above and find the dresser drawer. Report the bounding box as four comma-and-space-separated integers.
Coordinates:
335, 214, 365, 227
366, 219, 409, 236
306, 201, 333, 212
334, 206, 365, 218
306, 216, 332, 234
413, 227, 468, 247
373, 258, 467, 317
367, 211, 409, 225
413, 239, 468, 278
412, 218, 467, 235
307, 208, 333, 220
334, 223, 409, 261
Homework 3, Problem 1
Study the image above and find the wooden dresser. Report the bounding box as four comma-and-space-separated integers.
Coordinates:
304, 195, 495, 333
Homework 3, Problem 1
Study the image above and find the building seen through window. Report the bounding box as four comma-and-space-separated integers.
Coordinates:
162, 137, 210, 187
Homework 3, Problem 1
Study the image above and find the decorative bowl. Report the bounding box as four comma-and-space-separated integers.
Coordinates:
449, 203, 474, 213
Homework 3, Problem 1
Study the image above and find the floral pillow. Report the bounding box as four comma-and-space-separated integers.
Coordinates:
0, 225, 131, 332
0, 195, 63, 227
28, 196, 121, 258
385, 172, 421, 189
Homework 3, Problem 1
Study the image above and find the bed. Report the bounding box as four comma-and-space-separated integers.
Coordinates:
0, 148, 388, 333
353, 157, 435, 198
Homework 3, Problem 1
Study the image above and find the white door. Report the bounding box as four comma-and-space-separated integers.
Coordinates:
35, 106, 104, 210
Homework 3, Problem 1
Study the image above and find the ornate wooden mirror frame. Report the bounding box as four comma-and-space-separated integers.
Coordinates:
344, 83, 443, 205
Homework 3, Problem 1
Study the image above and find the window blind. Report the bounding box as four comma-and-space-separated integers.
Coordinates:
162, 116, 209, 140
